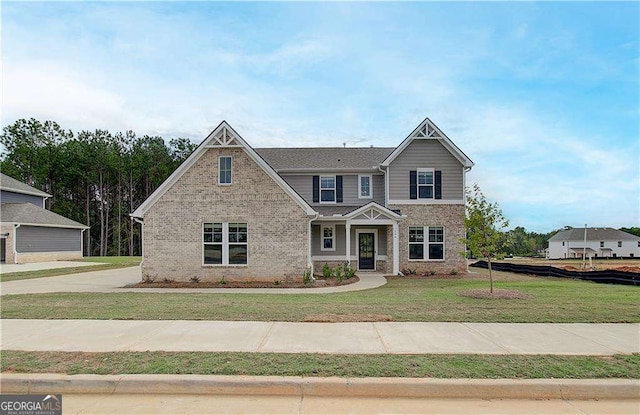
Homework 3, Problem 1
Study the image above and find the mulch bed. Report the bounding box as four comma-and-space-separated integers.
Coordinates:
457, 289, 533, 300
126, 276, 359, 289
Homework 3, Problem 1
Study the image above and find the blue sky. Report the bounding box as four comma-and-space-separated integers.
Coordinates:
2, 1, 638, 232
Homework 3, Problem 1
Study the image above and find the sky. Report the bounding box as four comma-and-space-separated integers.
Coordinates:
2, 1, 638, 232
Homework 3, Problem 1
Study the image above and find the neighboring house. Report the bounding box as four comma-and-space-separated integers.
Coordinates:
131, 117, 474, 281
0, 173, 89, 264
547, 227, 640, 259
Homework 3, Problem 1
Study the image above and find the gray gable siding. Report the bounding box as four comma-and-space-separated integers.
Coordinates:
387, 139, 464, 201
1, 190, 44, 207
16, 226, 82, 253
281, 174, 385, 207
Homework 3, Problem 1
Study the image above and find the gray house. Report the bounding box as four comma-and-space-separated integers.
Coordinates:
131, 117, 473, 281
0, 173, 89, 264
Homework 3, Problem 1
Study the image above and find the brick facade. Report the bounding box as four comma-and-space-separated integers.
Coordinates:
143, 147, 310, 282
390, 204, 466, 274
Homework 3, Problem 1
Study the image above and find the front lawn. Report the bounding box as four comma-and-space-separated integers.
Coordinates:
2, 351, 638, 379
0, 256, 141, 282
1, 269, 637, 322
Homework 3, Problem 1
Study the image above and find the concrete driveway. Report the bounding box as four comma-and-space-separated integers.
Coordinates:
0, 261, 105, 274
0, 267, 142, 295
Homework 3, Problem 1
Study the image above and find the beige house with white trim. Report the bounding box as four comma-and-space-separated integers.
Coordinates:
131, 117, 473, 281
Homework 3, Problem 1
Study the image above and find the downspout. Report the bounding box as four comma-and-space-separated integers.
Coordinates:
13, 224, 20, 264
308, 213, 319, 280
133, 217, 144, 269
81, 229, 86, 257
377, 165, 388, 206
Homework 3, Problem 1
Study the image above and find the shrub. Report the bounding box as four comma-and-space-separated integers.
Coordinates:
343, 263, 356, 279
189, 276, 200, 284
450, 269, 458, 275
142, 274, 155, 284
218, 276, 227, 285
333, 266, 344, 283
430, 270, 436, 275
162, 278, 175, 283
273, 280, 281, 286
402, 268, 417, 275
303, 267, 313, 285
322, 263, 332, 278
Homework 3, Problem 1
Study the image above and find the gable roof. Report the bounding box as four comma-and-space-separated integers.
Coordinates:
255, 147, 394, 171
1, 203, 88, 229
131, 121, 316, 219
381, 117, 474, 169
549, 228, 640, 242
0, 173, 51, 198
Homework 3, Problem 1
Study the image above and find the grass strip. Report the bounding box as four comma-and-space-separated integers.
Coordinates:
2, 351, 638, 379
0, 257, 141, 282
2, 273, 638, 322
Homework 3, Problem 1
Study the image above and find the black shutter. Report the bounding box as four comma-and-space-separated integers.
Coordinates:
313, 176, 319, 203
336, 176, 343, 203
435, 170, 442, 199
409, 171, 417, 199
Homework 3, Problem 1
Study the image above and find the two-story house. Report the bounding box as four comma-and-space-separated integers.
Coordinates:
0, 173, 89, 264
548, 227, 640, 259
131, 117, 473, 281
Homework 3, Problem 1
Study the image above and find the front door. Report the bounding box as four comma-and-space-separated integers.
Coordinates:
358, 232, 375, 270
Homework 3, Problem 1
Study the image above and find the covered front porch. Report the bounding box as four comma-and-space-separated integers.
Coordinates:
310, 202, 404, 275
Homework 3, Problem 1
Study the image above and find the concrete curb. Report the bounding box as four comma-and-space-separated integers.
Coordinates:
1, 374, 638, 400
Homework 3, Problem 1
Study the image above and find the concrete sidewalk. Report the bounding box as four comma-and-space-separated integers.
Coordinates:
0, 267, 386, 295
2, 320, 638, 355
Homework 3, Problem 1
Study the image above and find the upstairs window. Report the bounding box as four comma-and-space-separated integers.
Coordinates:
600, 241, 604, 248
617, 241, 622, 247
410, 169, 441, 200
417, 168, 434, 199
218, 156, 232, 184
359, 175, 372, 199
320, 176, 336, 203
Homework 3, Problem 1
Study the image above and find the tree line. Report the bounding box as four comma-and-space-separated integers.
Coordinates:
2, 118, 637, 258
1, 118, 197, 256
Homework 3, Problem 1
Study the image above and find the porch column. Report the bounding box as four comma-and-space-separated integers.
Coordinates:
345, 221, 351, 266
392, 221, 399, 275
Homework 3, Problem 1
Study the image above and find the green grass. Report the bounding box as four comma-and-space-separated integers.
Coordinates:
1, 269, 638, 322
1, 351, 637, 378
0, 256, 141, 282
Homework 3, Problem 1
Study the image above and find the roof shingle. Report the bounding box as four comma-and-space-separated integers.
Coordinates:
255, 147, 395, 171
0, 173, 51, 197
549, 228, 640, 242
0, 203, 88, 228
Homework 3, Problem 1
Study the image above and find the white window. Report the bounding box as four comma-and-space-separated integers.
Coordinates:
408, 226, 445, 261
600, 241, 604, 248
321, 225, 335, 251
320, 175, 336, 203
618, 241, 622, 247
417, 168, 434, 199
218, 156, 232, 185
204, 222, 247, 265
359, 175, 372, 199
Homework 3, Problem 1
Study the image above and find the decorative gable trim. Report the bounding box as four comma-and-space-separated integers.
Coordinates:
131, 121, 316, 218
381, 117, 474, 168
344, 201, 405, 221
